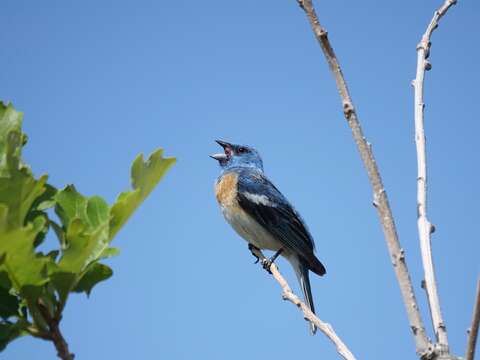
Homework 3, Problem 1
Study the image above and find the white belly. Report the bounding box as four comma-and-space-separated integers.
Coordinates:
222, 205, 281, 251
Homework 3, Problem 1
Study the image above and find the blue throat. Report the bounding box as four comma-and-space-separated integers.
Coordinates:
219, 155, 264, 173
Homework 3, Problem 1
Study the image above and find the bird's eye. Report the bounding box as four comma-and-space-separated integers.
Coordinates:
238, 147, 247, 154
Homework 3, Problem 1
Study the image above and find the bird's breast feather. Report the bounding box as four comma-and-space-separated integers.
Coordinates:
215, 172, 239, 207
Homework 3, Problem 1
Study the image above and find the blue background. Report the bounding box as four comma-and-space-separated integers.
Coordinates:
1, 0, 478, 359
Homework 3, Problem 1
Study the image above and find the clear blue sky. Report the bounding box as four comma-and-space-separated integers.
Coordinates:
1, 1, 478, 359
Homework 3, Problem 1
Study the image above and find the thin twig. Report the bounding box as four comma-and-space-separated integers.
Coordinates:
37, 302, 75, 360
250, 247, 356, 360
413, 0, 457, 351
466, 278, 480, 360
295, 0, 432, 357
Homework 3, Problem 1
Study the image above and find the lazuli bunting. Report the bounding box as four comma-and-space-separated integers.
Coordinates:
211, 140, 326, 334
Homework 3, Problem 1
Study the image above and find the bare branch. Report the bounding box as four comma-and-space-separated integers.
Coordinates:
413, 0, 456, 350
466, 278, 480, 360
249, 247, 356, 360
295, 0, 432, 356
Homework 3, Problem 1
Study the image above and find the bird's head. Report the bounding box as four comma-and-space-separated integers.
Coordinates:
210, 140, 263, 171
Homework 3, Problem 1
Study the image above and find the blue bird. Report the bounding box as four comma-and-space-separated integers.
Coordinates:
210, 140, 326, 334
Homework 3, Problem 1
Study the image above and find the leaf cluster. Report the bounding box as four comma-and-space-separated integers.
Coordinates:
0, 102, 175, 351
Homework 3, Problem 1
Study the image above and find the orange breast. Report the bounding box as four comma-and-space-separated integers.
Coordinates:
215, 172, 238, 207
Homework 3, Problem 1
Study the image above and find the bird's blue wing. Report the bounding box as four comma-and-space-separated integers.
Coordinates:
236, 170, 325, 276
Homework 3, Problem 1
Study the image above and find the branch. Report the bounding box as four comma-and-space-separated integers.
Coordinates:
250, 247, 356, 360
25, 324, 52, 341
466, 278, 480, 360
295, 0, 432, 357
413, 0, 456, 350
37, 302, 75, 360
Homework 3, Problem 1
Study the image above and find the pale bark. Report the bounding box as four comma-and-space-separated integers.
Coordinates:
249, 247, 356, 360
413, 1, 457, 352
466, 279, 480, 360
295, 0, 432, 357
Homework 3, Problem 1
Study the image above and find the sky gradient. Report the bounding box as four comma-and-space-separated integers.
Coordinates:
1, 1, 479, 359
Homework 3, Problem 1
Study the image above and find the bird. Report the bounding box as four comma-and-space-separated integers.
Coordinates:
210, 140, 326, 334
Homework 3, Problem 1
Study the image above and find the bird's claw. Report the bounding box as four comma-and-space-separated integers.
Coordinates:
248, 245, 283, 273
261, 258, 273, 274
248, 244, 262, 264
261, 248, 283, 273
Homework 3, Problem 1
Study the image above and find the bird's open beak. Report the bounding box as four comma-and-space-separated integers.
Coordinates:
209, 153, 228, 161
215, 140, 233, 149
210, 139, 233, 161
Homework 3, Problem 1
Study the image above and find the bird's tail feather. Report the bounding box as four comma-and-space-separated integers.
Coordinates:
310, 256, 326, 277
293, 258, 317, 335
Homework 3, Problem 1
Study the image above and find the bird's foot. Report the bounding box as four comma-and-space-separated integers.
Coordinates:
261, 258, 273, 274
248, 244, 262, 264
261, 248, 284, 274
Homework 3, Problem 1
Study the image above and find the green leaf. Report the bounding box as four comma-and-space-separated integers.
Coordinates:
50, 271, 76, 306
0, 102, 52, 296
41, 283, 58, 318
0, 321, 25, 351
99, 247, 120, 260
28, 184, 57, 248
50, 150, 174, 299
50, 220, 66, 249
30, 212, 49, 248
55, 187, 110, 274
0, 103, 25, 177
87, 196, 109, 229
0, 287, 19, 319
54, 185, 88, 229
110, 149, 175, 239
73, 263, 112, 296
0, 170, 48, 232
33, 183, 57, 211
0, 216, 50, 290
0, 103, 49, 232
0, 271, 10, 290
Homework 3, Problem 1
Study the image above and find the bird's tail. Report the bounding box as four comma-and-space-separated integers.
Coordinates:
292, 257, 317, 335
